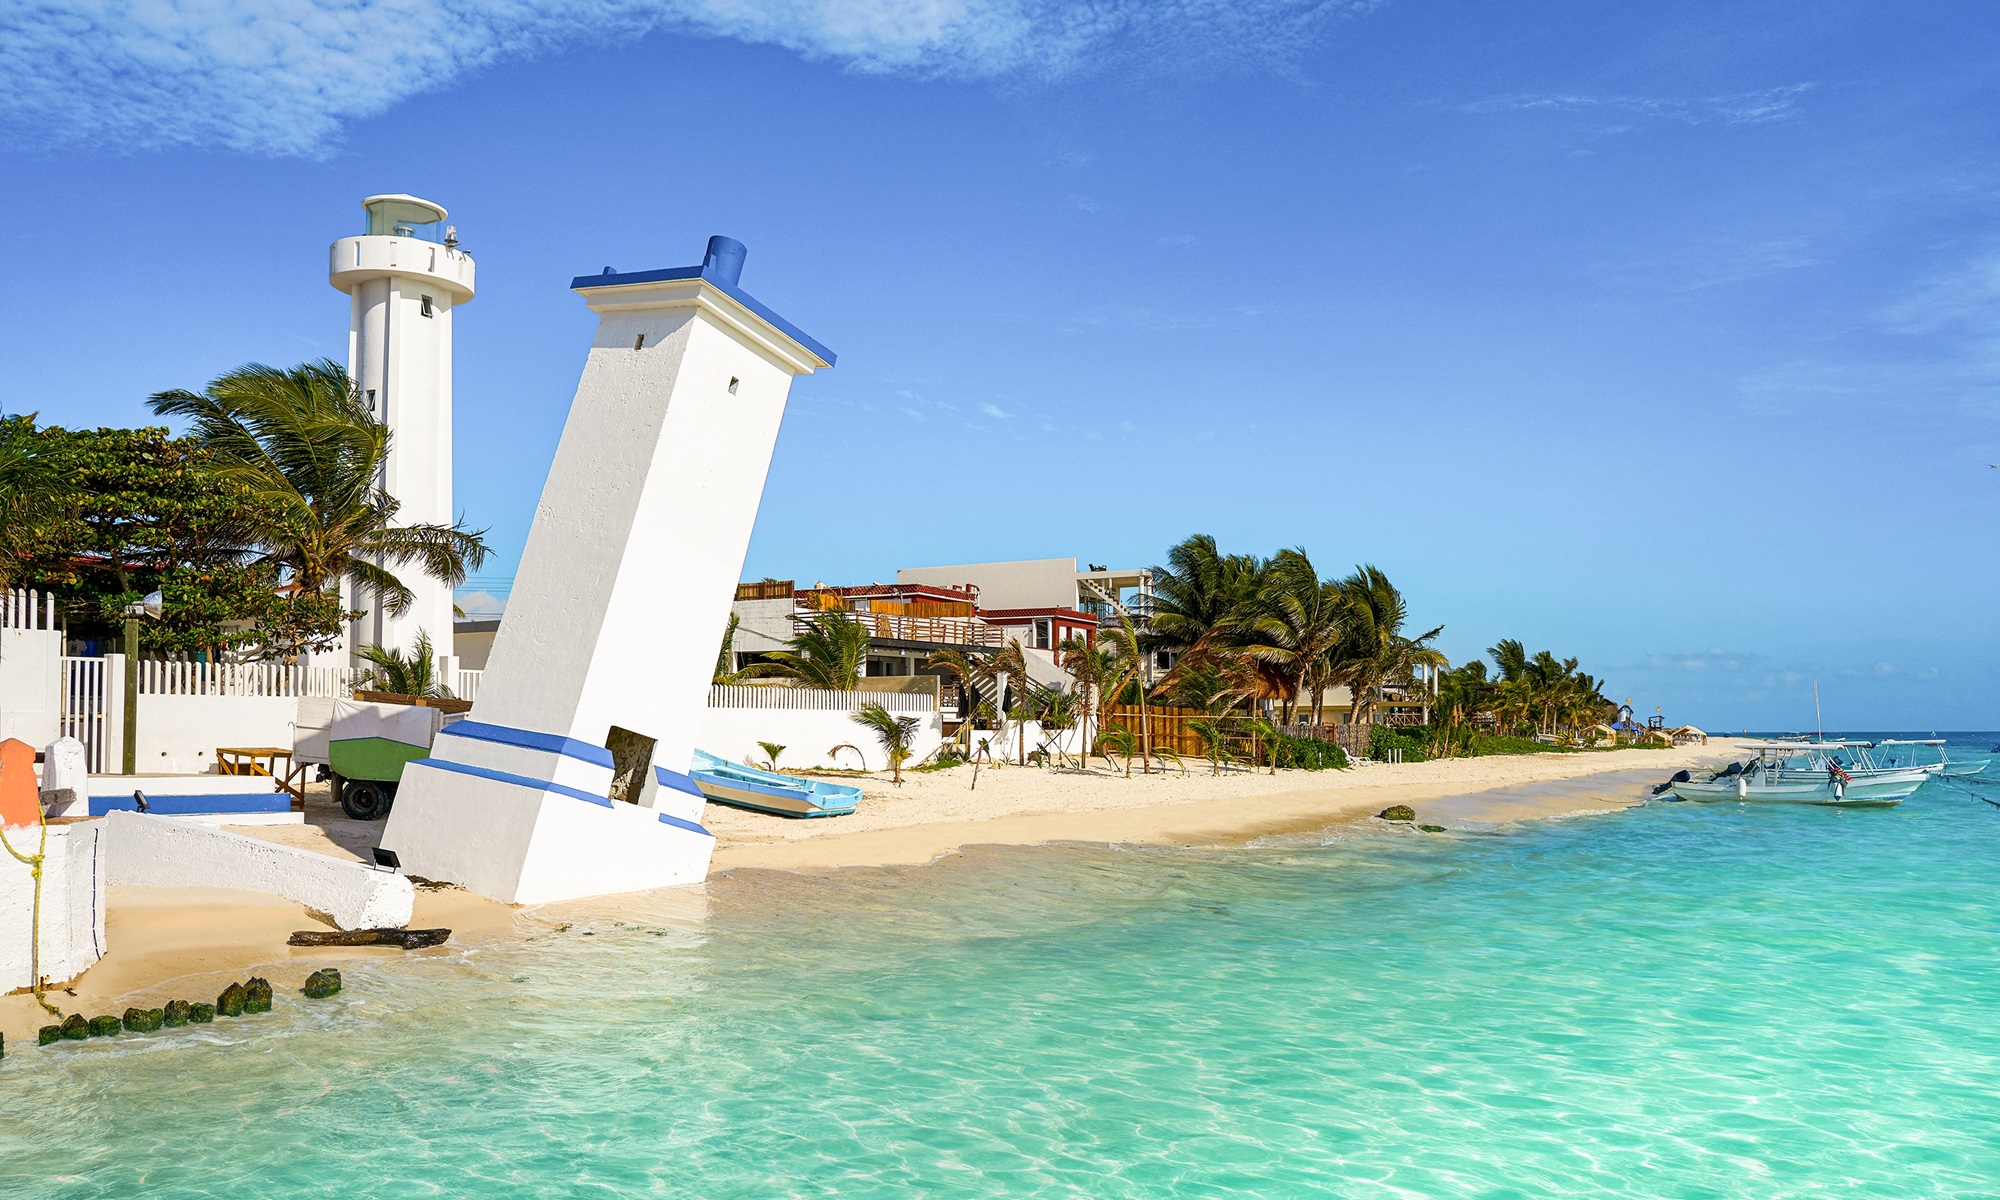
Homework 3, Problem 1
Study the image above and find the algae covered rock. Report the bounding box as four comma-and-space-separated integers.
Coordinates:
301, 969, 343, 999
1377, 805, 1416, 822
1418, 824, 1447, 833
163, 1000, 192, 1027
123, 1007, 166, 1033
189, 1002, 215, 1023
87, 1015, 121, 1037
39, 1025, 62, 1046
244, 977, 273, 1014
216, 982, 248, 1017
60, 1014, 88, 1040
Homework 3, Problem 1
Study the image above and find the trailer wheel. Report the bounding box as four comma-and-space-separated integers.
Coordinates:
341, 779, 392, 821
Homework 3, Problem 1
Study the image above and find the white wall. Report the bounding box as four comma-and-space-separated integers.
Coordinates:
133, 695, 301, 775
106, 811, 413, 930
697, 703, 944, 771
898, 558, 1081, 611
0, 821, 106, 990
0, 627, 63, 747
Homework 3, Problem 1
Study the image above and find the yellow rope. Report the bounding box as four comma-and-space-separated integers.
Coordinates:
0, 795, 63, 1018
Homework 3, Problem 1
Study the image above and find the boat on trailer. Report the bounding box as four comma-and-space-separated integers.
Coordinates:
688, 750, 862, 818
1666, 741, 1928, 807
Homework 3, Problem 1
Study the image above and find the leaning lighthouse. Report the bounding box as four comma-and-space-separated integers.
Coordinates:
328, 194, 474, 661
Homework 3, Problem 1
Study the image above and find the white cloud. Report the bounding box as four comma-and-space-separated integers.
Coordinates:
1462, 83, 1817, 129
977, 401, 1008, 418
1, 0, 1375, 156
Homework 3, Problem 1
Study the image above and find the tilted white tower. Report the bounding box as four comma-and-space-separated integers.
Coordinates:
328, 194, 475, 661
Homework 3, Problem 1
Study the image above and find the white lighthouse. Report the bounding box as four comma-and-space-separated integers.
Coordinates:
328, 194, 475, 661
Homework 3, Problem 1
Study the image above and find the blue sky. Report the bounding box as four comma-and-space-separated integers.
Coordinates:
3, 1, 1996, 730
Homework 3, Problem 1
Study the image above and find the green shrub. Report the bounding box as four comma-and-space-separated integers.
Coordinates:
1369, 726, 1429, 763
1271, 733, 1348, 771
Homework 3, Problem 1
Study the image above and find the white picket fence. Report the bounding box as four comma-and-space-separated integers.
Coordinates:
707, 684, 935, 714
137, 660, 366, 697
2, 587, 59, 630
453, 669, 482, 702
59, 656, 108, 772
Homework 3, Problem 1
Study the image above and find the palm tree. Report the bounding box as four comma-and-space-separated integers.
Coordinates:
1147, 534, 1265, 677
739, 611, 870, 689
1101, 614, 1153, 774
356, 628, 453, 698
1094, 724, 1138, 776
713, 612, 748, 684
1335, 564, 1444, 725
149, 361, 489, 631
756, 741, 786, 771
852, 702, 919, 784
1186, 718, 1233, 775
925, 646, 999, 730
1231, 548, 1346, 725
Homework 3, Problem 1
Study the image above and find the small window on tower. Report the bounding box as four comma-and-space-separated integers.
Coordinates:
420, 295, 434, 318
728, 377, 740, 395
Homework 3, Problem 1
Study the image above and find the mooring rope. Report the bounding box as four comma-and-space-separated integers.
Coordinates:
0, 796, 63, 1017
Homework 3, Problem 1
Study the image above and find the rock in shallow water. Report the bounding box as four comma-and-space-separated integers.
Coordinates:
1377, 805, 1417, 822
189, 1002, 215, 1023
163, 999, 191, 1027
216, 983, 247, 1018
60, 1014, 88, 1040
39, 1025, 61, 1046
87, 1015, 121, 1037
245, 978, 273, 1014
301, 969, 343, 999
122, 1007, 165, 1033
287, 927, 451, 949
1419, 824, 1447, 833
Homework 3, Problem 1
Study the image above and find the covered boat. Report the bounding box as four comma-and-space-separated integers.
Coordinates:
689, 750, 862, 818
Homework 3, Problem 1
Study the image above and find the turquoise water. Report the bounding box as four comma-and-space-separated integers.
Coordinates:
5, 747, 2000, 1197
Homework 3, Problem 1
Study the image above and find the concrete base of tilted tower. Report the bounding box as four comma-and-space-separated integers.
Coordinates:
380, 236, 834, 904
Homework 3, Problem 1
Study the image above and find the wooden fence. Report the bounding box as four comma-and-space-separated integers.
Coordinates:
1101, 706, 1374, 762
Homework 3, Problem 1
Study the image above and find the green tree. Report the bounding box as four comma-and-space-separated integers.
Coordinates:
356, 629, 454, 698
1335, 564, 1444, 725
149, 359, 489, 635
741, 611, 872, 689
852, 702, 920, 784
1232, 548, 1347, 725
0, 419, 74, 588
1147, 534, 1265, 678
2, 417, 342, 656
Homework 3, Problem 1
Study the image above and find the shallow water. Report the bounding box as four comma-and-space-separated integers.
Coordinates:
5, 739, 1999, 1198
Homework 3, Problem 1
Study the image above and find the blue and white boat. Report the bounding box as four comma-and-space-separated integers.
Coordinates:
689, 750, 862, 818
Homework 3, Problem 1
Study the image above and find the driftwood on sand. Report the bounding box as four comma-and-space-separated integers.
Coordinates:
287, 928, 452, 949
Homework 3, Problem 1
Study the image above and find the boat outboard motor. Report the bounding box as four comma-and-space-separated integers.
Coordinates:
1651, 769, 1691, 796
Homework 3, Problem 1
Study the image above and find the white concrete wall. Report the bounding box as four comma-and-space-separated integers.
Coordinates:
897, 558, 1081, 611
698, 703, 944, 771
133, 694, 301, 775
106, 811, 413, 930
0, 627, 63, 747
0, 820, 106, 990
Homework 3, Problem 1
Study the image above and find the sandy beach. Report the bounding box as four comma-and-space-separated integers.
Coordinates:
1, 741, 1734, 1045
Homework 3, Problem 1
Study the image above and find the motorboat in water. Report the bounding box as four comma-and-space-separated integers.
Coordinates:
688, 750, 862, 818
1872, 738, 1988, 778
1664, 741, 1928, 807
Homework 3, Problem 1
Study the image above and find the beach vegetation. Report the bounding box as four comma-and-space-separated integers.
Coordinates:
742, 611, 871, 689
852, 702, 920, 784
756, 742, 786, 771
1187, 718, 1235, 774
149, 360, 490, 654
357, 628, 455, 698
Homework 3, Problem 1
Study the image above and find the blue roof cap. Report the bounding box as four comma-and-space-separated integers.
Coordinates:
572, 237, 834, 366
